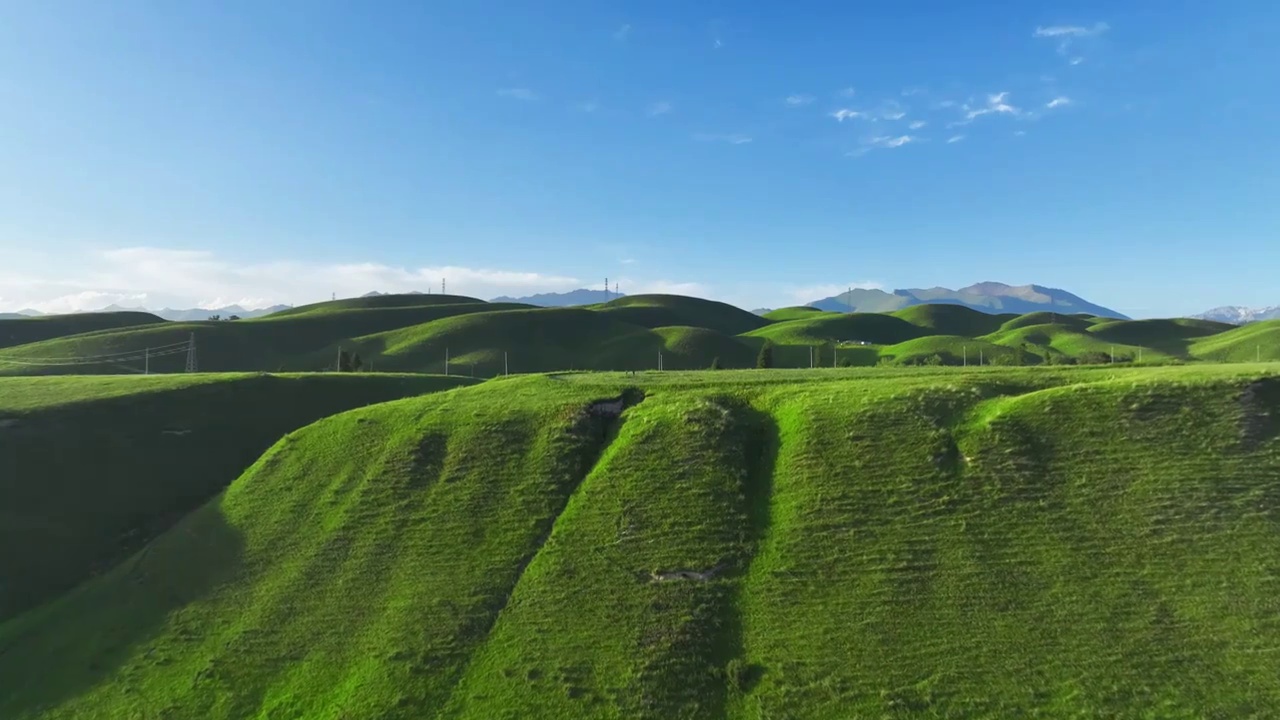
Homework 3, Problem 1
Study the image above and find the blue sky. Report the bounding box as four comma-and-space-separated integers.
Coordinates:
1, 1, 1277, 317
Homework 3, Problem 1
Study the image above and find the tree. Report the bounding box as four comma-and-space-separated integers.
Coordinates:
208, 314, 221, 321
709, 356, 723, 370
351, 353, 364, 372
227, 315, 241, 321
756, 340, 775, 369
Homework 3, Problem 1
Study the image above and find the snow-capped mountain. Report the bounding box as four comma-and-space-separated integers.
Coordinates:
1193, 306, 1280, 324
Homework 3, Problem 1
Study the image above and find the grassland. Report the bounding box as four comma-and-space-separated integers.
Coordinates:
1, 295, 1277, 378
3, 364, 1279, 718
0, 372, 476, 621
0, 312, 164, 349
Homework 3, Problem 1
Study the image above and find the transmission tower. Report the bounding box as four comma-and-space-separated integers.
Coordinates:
442, 278, 446, 294
185, 333, 198, 372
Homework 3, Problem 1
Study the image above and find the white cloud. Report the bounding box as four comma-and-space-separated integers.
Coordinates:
1069, 56, 1085, 66
1, 247, 593, 313
908, 120, 927, 129
901, 87, 926, 97
693, 133, 753, 145
947, 134, 965, 143
838, 87, 857, 98
830, 108, 870, 122
871, 135, 916, 149
497, 88, 539, 101
614, 24, 631, 41
1014, 130, 1027, 137
785, 94, 814, 106
647, 101, 672, 117
877, 100, 907, 120
1046, 96, 1071, 109
576, 100, 600, 112
1033, 22, 1109, 38
963, 91, 1020, 120
627, 280, 710, 297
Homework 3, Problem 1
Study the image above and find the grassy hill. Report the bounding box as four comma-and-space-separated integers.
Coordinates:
0, 311, 165, 350
1191, 319, 1280, 362
595, 294, 769, 336
3, 366, 1279, 717
0, 372, 476, 621
1, 295, 1279, 376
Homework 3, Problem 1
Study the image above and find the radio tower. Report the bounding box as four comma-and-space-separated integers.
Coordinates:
184, 333, 198, 373
605, 277, 609, 301
442, 277, 446, 294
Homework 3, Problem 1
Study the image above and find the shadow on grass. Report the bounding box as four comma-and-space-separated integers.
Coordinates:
0, 373, 452, 622
0, 497, 245, 717
715, 401, 780, 704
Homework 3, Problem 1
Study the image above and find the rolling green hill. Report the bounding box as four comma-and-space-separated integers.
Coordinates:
0, 311, 165, 350
3, 366, 1279, 717
0, 372, 476, 621
595, 294, 769, 336
1, 294, 1278, 376
1191, 319, 1280, 362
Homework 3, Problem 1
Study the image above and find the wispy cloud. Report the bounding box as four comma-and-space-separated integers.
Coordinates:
785, 94, 814, 106
693, 133, 753, 145
962, 91, 1020, 121
614, 24, 631, 41
838, 87, 857, 98
946, 134, 965, 144
497, 88, 539, 101
1035, 21, 1109, 62
1014, 130, 1027, 137
870, 135, 917, 149
830, 108, 870, 122
3, 247, 586, 312
1033, 22, 1109, 38
877, 99, 907, 120
646, 101, 672, 117
1046, 96, 1071, 109
908, 120, 927, 130
575, 100, 600, 113
901, 86, 926, 97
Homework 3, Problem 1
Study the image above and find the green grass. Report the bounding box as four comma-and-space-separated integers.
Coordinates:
891, 303, 1013, 337
0, 312, 165, 349
1, 296, 1277, 377
264, 293, 497, 318
744, 313, 924, 346
0, 372, 476, 621
1192, 319, 1280, 362
595, 294, 769, 336
4, 365, 1280, 717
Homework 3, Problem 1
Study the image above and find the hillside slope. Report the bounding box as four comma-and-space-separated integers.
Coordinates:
0, 373, 475, 620
0, 312, 165, 350
4, 367, 1280, 718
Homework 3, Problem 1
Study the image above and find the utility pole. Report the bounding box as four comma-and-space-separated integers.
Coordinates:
809, 346, 813, 369
1259, 345, 1263, 363
847, 286, 852, 314
336, 346, 343, 372
963, 345, 967, 367
1138, 347, 1143, 363
979, 349, 984, 366
445, 348, 450, 376
658, 351, 663, 371
144, 347, 150, 375
504, 351, 509, 376
1111, 345, 1115, 364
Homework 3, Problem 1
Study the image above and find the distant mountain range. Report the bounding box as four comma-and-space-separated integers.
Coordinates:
807, 282, 1127, 319
490, 289, 623, 306
6, 304, 292, 321
1193, 306, 1280, 324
